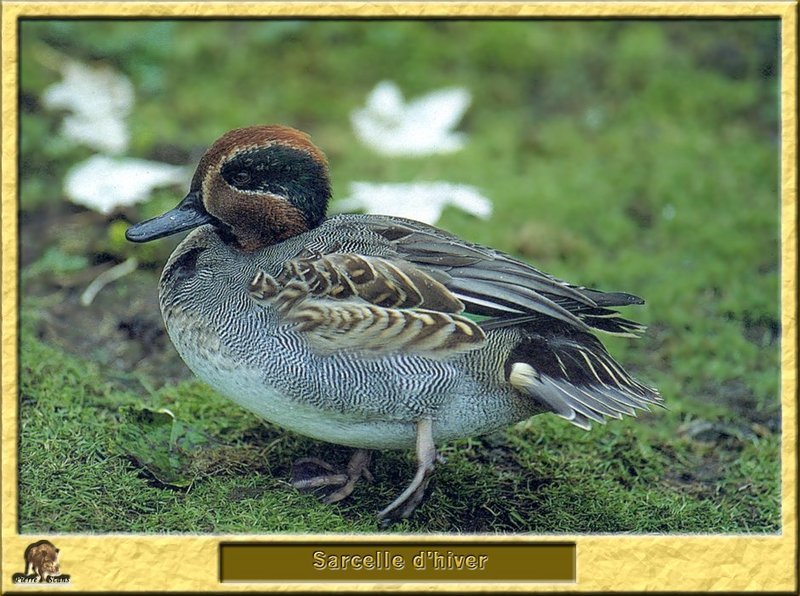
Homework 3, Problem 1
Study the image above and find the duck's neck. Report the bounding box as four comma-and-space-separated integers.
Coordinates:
205, 178, 328, 252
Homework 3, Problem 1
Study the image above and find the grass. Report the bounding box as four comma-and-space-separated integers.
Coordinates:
16, 19, 781, 534
18, 327, 780, 534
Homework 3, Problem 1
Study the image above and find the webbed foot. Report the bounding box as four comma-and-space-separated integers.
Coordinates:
291, 449, 373, 504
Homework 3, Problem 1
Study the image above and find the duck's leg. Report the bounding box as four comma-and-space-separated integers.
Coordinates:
378, 418, 436, 522
291, 449, 373, 503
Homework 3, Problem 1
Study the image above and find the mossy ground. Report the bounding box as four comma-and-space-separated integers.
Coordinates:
17, 20, 780, 534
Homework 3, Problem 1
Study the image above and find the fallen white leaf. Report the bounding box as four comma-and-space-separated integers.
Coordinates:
335, 181, 492, 225
351, 81, 471, 157
661, 204, 676, 221
42, 59, 134, 154
64, 155, 190, 214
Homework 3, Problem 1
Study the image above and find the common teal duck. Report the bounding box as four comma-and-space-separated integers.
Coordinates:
126, 125, 662, 521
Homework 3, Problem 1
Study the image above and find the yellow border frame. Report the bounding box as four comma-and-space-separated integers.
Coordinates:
1, 2, 796, 592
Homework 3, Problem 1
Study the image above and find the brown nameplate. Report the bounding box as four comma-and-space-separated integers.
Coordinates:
220, 542, 575, 582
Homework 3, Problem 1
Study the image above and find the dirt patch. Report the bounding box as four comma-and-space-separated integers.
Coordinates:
697, 379, 780, 432
741, 313, 780, 347
20, 201, 192, 386
32, 274, 191, 386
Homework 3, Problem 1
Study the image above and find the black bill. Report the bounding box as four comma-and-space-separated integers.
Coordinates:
126, 191, 215, 243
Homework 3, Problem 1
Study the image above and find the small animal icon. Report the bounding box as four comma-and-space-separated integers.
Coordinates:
24, 540, 61, 582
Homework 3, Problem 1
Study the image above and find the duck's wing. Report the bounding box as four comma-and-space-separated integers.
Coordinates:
271, 252, 465, 313
359, 215, 646, 335
248, 253, 485, 358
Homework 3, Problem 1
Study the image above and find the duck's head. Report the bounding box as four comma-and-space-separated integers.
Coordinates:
126, 125, 332, 251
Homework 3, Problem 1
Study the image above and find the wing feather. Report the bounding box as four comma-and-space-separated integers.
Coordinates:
248, 253, 486, 358
279, 253, 464, 313
359, 215, 646, 334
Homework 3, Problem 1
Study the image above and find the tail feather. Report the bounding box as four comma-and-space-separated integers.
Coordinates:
507, 327, 662, 429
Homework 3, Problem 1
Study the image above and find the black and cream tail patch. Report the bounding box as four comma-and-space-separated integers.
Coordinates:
507, 330, 662, 429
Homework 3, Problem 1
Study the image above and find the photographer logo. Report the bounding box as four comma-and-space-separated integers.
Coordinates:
11, 540, 71, 585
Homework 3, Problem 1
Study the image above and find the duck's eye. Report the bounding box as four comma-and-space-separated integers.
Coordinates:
233, 171, 251, 185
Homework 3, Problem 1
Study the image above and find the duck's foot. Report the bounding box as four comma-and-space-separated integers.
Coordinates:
378, 418, 436, 524
291, 449, 373, 504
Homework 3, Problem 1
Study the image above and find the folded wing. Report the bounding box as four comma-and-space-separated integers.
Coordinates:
361, 215, 646, 336
248, 254, 486, 358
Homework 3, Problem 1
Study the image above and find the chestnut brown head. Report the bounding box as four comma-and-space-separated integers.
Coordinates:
126, 125, 332, 251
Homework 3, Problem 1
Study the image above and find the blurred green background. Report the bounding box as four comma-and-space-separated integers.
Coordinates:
18, 19, 780, 533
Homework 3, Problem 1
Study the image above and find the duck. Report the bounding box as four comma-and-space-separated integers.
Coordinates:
126, 124, 662, 522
